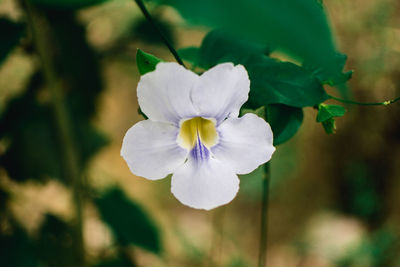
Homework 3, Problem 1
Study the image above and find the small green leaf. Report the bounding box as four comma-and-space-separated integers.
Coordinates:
321, 117, 336, 134
316, 103, 346, 122
317, 104, 345, 134
200, 31, 328, 108
31, 0, 108, 9
178, 47, 200, 66
95, 188, 161, 254
136, 49, 162, 75
0, 18, 25, 65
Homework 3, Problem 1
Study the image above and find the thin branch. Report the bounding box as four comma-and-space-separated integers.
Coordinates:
258, 105, 272, 267
133, 0, 186, 67
328, 94, 400, 106
258, 162, 270, 267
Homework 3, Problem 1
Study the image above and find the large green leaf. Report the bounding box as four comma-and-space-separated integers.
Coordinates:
303, 53, 353, 87
0, 18, 24, 65
95, 188, 161, 254
268, 104, 303, 145
200, 31, 329, 108
159, 0, 344, 83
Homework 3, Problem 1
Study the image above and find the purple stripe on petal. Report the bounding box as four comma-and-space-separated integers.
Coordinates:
190, 135, 210, 162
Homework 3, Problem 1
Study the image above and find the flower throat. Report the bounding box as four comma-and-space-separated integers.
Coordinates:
178, 117, 218, 149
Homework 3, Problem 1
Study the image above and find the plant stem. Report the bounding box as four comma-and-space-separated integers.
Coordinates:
328, 94, 400, 106
258, 106, 272, 267
258, 162, 270, 267
23, 1, 84, 265
133, 0, 186, 68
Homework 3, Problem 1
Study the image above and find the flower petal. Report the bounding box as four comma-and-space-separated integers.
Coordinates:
212, 113, 275, 174
171, 157, 239, 210
137, 62, 199, 124
192, 63, 250, 123
121, 120, 188, 180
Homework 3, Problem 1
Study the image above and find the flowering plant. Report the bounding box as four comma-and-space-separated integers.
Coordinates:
121, 62, 275, 210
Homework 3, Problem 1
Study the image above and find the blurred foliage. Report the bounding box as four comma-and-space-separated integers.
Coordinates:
94, 257, 136, 267
337, 228, 399, 267
0, 1, 161, 267
95, 187, 161, 254
132, 15, 175, 46
0, 18, 25, 65
342, 161, 381, 222
0, 7, 108, 183
0, 223, 39, 267
35, 214, 78, 266
31, 0, 109, 10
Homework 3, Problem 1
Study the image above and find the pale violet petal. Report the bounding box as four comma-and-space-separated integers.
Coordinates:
212, 113, 275, 175
171, 157, 239, 210
192, 63, 250, 123
137, 62, 199, 124
121, 120, 188, 180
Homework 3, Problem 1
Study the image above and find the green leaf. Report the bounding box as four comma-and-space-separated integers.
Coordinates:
178, 47, 200, 66
159, 0, 345, 84
303, 53, 353, 88
321, 117, 336, 134
95, 188, 161, 254
136, 49, 162, 75
316, 103, 346, 122
0, 18, 25, 65
316, 102, 345, 135
268, 104, 303, 145
200, 31, 329, 108
31, 0, 108, 9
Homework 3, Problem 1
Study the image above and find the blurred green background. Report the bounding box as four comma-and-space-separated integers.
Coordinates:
0, 0, 400, 266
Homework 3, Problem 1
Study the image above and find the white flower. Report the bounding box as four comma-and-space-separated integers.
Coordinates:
121, 62, 275, 210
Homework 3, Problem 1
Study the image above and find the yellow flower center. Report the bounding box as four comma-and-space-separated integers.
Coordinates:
178, 117, 218, 149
